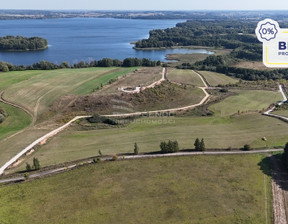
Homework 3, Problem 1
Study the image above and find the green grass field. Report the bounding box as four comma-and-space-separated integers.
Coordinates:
0, 103, 31, 141
197, 71, 238, 86
0, 70, 45, 90
11, 89, 285, 169
167, 69, 205, 86
15, 112, 287, 169
3, 67, 136, 119
209, 90, 281, 117
0, 155, 272, 224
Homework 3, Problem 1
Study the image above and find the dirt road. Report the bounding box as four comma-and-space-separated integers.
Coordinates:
263, 85, 288, 224
0, 149, 283, 184
0, 115, 90, 175
270, 156, 288, 224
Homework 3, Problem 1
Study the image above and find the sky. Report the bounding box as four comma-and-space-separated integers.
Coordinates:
1, 0, 288, 11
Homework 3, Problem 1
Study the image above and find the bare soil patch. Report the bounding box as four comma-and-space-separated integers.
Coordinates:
49, 81, 204, 116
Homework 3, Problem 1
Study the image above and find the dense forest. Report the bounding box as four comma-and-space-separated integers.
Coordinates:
135, 20, 266, 61
136, 20, 258, 47
0, 36, 48, 51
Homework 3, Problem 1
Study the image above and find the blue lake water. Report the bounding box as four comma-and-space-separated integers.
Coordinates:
0, 18, 213, 65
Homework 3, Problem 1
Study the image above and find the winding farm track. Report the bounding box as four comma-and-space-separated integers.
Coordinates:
0, 90, 33, 118
0, 68, 210, 175
0, 148, 284, 184
0, 90, 34, 143
1, 70, 288, 224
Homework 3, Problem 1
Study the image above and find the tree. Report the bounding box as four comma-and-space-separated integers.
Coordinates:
26, 163, 32, 172
173, 140, 179, 152
98, 58, 113, 67
199, 138, 205, 151
2, 65, 9, 72
134, 143, 139, 155
160, 141, 166, 152
60, 61, 69, 68
194, 138, 200, 151
33, 157, 40, 170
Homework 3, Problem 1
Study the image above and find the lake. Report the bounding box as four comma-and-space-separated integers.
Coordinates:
0, 18, 213, 65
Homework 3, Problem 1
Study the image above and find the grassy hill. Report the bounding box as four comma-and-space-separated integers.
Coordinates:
0, 155, 272, 224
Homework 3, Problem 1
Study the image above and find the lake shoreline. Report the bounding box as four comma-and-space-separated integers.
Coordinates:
0, 18, 213, 65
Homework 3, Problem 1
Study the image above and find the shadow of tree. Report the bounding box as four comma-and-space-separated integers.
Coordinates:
258, 154, 288, 191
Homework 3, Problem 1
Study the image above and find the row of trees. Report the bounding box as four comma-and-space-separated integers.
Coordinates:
0, 36, 48, 51
0, 57, 161, 72
133, 139, 206, 155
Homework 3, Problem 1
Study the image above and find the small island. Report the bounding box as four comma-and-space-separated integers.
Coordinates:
0, 35, 48, 51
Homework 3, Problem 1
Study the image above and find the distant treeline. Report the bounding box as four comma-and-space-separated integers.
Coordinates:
0, 57, 161, 72
2, 10, 287, 20
178, 55, 288, 81
0, 36, 48, 51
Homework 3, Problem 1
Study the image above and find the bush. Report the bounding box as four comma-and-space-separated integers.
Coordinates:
112, 155, 118, 161
93, 157, 102, 163
24, 173, 30, 180
88, 114, 118, 125
243, 144, 251, 151
220, 89, 228, 93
